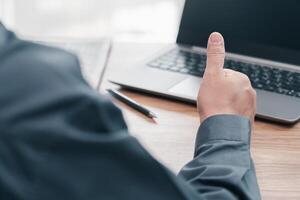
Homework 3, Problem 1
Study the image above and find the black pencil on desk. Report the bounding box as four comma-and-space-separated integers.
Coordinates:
107, 89, 157, 119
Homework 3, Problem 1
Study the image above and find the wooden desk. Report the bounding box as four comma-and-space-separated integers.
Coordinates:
100, 43, 300, 200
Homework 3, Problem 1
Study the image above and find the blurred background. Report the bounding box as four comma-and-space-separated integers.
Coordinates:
0, 0, 185, 43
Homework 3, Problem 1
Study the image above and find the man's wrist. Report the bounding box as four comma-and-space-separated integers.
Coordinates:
196, 114, 252, 148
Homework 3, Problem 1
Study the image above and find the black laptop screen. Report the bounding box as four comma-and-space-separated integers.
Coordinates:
177, 0, 300, 66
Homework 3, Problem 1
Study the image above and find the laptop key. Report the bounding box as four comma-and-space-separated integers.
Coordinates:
180, 68, 190, 73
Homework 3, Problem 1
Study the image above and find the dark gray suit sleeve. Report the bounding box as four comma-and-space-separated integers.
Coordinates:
178, 115, 261, 200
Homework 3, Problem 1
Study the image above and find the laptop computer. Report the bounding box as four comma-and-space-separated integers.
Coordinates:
109, 0, 300, 124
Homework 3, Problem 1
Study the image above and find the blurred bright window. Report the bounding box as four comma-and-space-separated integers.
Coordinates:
0, 0, 185, 43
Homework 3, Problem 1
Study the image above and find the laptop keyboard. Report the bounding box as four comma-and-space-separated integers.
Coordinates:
148, 49, 300, 98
